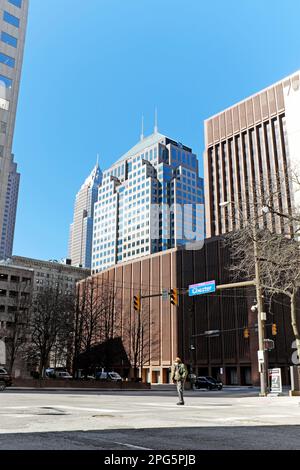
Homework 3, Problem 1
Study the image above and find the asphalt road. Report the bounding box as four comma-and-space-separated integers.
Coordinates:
0, 388, 299, 450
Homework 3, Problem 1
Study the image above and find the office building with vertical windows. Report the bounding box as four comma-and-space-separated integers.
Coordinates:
68, 161, 102, 269
92, 129, 204, 274
0, 0, 28, 258
204, 71, 300, 238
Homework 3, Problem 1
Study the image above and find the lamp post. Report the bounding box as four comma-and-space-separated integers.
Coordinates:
219, 201, 268, 396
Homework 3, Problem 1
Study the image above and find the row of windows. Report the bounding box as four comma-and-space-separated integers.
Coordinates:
1, 31, 18, 48
0, 273, 31, 283
171, 148, 197, 169
0, 121, 7, 133
0, 289, 29, 298
0, 73, 12, 88
8, 0, 22, 8
0, 51, 15, 67
3, 11, 20, 28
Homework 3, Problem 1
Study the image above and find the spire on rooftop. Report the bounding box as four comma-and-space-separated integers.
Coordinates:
140, 114, 144, 141
154, 107, 158, 134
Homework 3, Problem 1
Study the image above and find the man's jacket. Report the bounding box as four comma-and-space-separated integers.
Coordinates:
171, 362, 188, 382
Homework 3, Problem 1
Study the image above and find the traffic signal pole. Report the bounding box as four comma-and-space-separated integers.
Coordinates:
134, 278, 268, 396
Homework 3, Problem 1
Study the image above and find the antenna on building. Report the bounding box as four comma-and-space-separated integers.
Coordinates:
154, 107, 158, 134
96, 153, 99, 166
140, 114, 144, 141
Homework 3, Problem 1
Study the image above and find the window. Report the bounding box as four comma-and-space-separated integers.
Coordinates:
0, 145, 4, 157
3, 11, 20, 28
0, 121, 7, 134
0, 52, 15, 68
8, 0, 22, 7
1, 31, 18, 48
0, 74, 12, 88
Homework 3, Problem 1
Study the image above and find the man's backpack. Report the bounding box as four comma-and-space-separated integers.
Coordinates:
178, 363, 187, 379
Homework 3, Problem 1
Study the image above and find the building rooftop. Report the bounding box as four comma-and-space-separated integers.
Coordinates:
114, 131, 166, 165
80, 162, 102, 190
204, 69, 300, 122
10, 256, 90, 274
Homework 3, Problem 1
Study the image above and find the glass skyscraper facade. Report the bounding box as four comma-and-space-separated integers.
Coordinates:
0, 0, 28, 259
92, 131, 204, 274
69, 162, 102, 269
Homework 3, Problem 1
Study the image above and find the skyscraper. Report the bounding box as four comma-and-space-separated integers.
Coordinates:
204, 71, 300, 238
0, 0, 28, 259
68, 161, 102, 268
92, 128, 204, 274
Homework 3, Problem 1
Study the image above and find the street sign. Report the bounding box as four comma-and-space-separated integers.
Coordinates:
189, 280, 216, 296
162, 288, 169, 301
268, 368, 282, 394
264, 339, 275, 351
257, 350, 264, 363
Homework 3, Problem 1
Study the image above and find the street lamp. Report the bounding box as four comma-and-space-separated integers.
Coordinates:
219, 200, 268, 396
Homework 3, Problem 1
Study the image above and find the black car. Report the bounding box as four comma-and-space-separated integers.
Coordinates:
0, 367, 12, 391
195, 376, 223, 390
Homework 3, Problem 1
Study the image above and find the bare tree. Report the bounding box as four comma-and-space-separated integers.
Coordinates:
26, 287, 75, 377
225, 175, 300, 362
73, 278, 121, 375
125, 295, 156, 381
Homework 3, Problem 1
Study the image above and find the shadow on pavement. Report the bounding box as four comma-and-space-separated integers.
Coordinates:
0, 425, 299, 450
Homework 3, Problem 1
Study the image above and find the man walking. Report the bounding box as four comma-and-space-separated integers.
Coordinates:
171, 357, 188, 405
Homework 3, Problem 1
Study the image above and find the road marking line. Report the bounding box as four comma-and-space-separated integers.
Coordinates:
141, 403, 226, 409
113, 441, 152, 450
0, 405, 118, 413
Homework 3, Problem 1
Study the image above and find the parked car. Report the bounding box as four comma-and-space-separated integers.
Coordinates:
54, 371, 73, 379
95, 371, 122, 382
195, 376, 223, 390
0, 367, 12, 391
45, 368, 55, 378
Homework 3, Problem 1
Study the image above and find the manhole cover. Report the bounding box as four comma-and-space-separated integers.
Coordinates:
92, 414, 115, 418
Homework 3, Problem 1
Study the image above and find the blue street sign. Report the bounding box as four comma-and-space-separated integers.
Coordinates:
189, 280, 216, 296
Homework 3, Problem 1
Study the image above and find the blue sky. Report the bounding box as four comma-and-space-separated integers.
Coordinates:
13, 0, 300, 260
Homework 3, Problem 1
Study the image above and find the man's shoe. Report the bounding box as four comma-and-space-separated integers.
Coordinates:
177, 402, 184, 405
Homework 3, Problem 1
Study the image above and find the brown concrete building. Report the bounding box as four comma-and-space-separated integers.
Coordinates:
204, 71, 300, 238
78, 238, 297, 385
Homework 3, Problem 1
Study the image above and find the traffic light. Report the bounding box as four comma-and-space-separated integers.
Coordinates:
243, 328, 249, 339
133, 294, 141, 312
170, 288, 179, 306
272, 323, 277, 336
